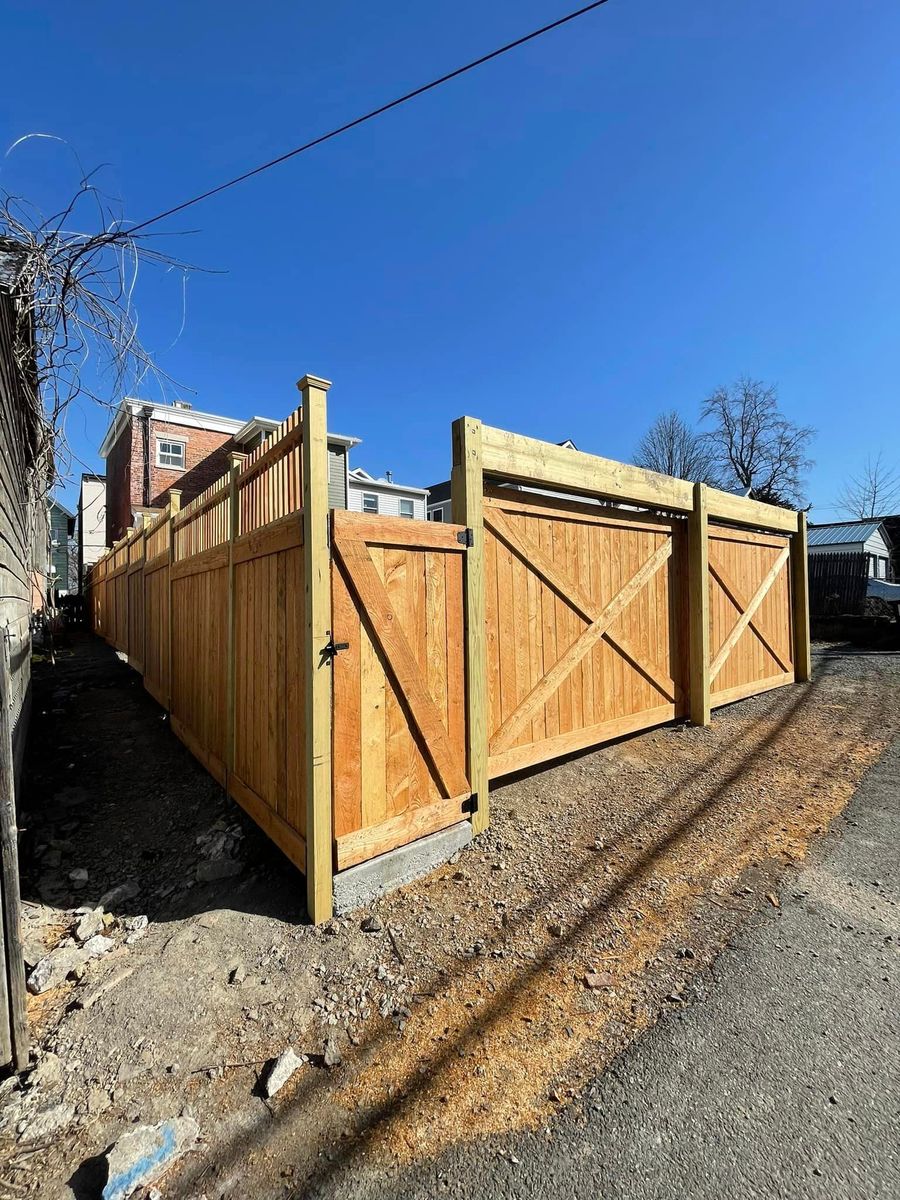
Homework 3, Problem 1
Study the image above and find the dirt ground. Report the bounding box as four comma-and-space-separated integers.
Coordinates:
1, 634, 897, 1199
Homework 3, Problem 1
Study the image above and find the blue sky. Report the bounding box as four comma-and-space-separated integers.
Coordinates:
2, 0, 897, 517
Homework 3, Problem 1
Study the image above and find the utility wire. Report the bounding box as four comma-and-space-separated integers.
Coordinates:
126, 0, 611, 237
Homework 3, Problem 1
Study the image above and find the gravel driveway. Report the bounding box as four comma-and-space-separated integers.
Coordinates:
4, 641, 898, 1198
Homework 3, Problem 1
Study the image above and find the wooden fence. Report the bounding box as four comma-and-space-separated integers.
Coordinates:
87, 380, 811, 922
808, 551, 868, 616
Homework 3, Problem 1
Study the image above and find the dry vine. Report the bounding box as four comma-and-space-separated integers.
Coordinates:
1, 159, 202, 497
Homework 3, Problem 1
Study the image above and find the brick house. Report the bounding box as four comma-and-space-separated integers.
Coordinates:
99, 399, 359, 545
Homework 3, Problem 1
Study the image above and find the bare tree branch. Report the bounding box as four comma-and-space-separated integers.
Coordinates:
633, 410, 723, 486
836, 454, 900, 520
1, 171, 205, 505
700, 377, 815, 508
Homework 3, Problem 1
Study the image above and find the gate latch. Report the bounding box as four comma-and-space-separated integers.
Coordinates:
322, 634, 350, 662
457, 528, 474, 547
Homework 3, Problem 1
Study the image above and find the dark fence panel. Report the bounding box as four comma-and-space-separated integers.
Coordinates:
808, 552, 868, 616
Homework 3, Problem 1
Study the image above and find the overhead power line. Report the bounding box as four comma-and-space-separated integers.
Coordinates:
126, 0, 612, 236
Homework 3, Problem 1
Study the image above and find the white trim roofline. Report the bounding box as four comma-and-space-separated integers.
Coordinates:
99, 400, 362, 459
99, 398, 245, 458
348, 467, 428, 497
233, 415, 360, 450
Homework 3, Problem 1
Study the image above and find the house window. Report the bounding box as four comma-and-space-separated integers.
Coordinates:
399, 498, 414, 519
363, 493, 379, 514
429, 508, 444, 522
156, 438, 186, 469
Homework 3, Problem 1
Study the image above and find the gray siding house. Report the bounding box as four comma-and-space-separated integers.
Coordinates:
234, 416, 358, 509
49, 499, 75, 594
348, 468, 428, 520
808, 520, 894, 580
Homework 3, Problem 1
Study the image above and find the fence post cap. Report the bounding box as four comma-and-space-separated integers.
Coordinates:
296, 375, 333, 393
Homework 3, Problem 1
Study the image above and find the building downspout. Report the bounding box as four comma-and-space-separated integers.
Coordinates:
141, 405, 153, 507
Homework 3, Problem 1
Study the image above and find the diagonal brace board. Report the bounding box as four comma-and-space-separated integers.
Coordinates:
485, 507, 678, 706
708, 552, 792, 674
333, 529, 470, 800
709, 545, 791, 684
489, 536, 674, 754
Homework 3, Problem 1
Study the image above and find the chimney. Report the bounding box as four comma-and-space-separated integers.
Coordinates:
385, 470, 393, 483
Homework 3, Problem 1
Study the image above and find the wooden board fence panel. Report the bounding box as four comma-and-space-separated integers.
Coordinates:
708, 524, 794, 707
170, 563, 229, 783
126, 532, 146, 672
331, 510, 470, 870
482, 486, 688, 779
231, 517, 307, 866
143, 555, 170, 708
85, 400, 810, 915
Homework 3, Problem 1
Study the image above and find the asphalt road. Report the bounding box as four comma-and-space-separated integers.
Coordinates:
345, 731, 899, 1200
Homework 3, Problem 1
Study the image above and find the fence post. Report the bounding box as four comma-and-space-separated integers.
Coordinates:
167, 491, 181, 711
451, 416, 489, 835
688, 481, 711, 726
299, 375, 334, 924
791, 511, 811, 682
226, 453, 248, 786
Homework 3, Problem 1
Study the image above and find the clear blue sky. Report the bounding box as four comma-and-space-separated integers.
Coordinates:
2, 0, 897, 517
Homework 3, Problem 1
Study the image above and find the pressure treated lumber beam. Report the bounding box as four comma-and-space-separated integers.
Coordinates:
299, 374, 334, 924
451, 417, 489, 835
791, 511, 811, 682
688, 481, 711, 727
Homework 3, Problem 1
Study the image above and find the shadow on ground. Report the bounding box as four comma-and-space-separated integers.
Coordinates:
22, 633, 306, 929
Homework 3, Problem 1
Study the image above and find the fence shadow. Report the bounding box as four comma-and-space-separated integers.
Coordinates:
20, 632, 307, 928
163, 667, 843, 1198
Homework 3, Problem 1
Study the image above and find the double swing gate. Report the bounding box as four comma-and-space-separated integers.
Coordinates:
87, 378, 811, 922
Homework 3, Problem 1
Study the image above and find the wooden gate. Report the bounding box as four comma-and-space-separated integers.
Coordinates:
708, 524, 794, 707
331, 510, 471, 870
482, 486, 688, 778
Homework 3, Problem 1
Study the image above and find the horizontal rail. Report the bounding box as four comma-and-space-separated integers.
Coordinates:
481, 424, 695, 512
332, 509, 468, 550
479, 422, 799, 534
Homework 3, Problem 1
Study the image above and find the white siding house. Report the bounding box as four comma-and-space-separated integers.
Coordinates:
808, 520, 894, 580
78, 474, 106, 587
348, 468, 428, 520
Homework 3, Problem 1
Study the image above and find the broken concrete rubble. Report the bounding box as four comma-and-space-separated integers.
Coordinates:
263, 1048, 304, 1098
102, 1116, 200, 1200
75, 908, 105, 942
124, 915, 149, 944
26, 946, 86, 994
82, 934, 115, 958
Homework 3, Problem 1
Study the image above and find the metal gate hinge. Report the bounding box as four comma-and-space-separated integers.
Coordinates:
457, 528, 474, 547
462, 793, 479, 814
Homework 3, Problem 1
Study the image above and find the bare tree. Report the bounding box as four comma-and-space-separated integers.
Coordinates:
836, 453, 900, 519
701, 377, 814, 508
633, 410, 722, 485
1, 161, 199, 498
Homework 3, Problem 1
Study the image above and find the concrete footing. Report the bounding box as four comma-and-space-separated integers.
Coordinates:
333, 821, 473, 914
